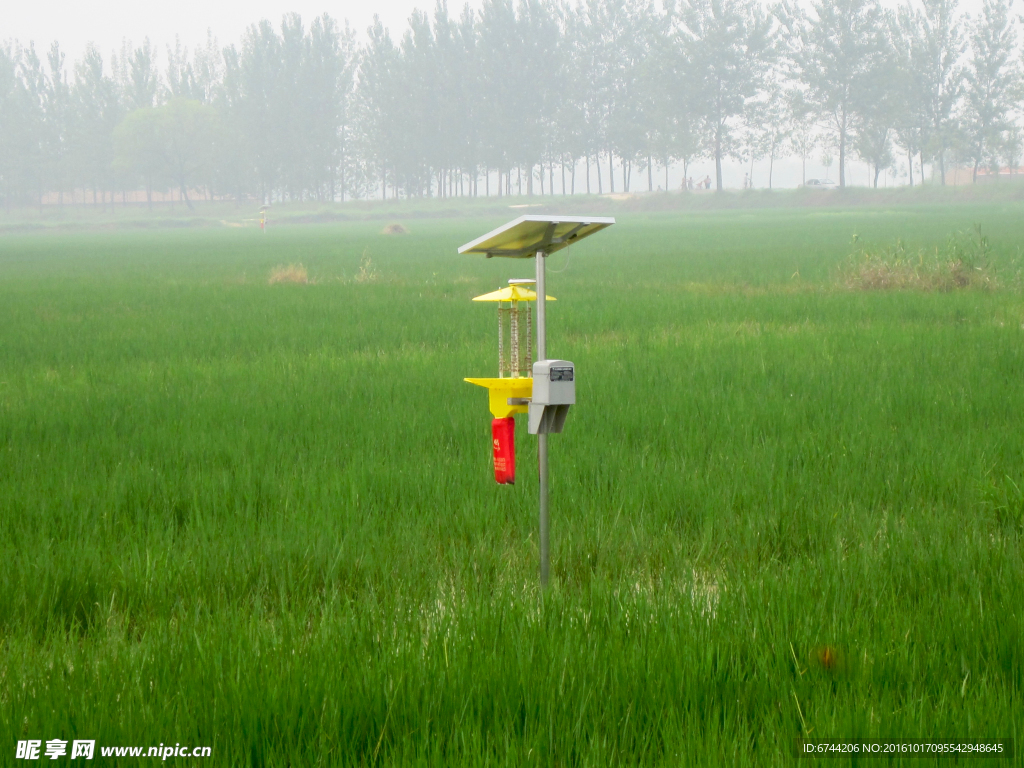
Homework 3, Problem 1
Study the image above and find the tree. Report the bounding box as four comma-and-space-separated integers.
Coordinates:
963, 0, 1021, 181
42, 43, 72, 203
126, 40, 160, 110
600, 0, 658, 192
399, 8, 443, 196
235, 20, 285, 201
678, 0, 773, 190
783, 0, 886, 188
787, 90, 818, 185
476, 0, 559, 196
69, 45, 123, 205
854, 97, 897, 186
744, 72, 792, 188
114, 99, 220, 209
306, 15, 356, 200
854, 25, 901, 187
356, 16, 403, 199
14, 44, 50, 204
894, 0, 965, 185
0, 44, 38, 209
112, 107, 167, 206
158, 99, 220, 207
564, 0, 611, 194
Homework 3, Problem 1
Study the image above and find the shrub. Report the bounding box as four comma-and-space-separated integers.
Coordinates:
268, 264, 309, 285
839, 226, 996, 291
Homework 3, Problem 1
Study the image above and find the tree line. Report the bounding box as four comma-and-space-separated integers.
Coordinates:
1, 0, 1022, 208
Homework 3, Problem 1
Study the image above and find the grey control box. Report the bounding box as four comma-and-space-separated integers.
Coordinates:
529, 360, 575, 434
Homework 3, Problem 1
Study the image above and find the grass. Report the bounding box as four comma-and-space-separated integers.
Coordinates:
6, 178, 1024, 234
0, 204, 1022, 765
839, 226, 1003, 291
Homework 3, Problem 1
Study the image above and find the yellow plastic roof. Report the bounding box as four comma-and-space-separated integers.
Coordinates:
472, 285, 556, 302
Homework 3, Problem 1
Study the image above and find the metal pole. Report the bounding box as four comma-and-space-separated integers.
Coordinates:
536, 249, 549, 587
498, 304, 505, 377
511, 301, 520, 377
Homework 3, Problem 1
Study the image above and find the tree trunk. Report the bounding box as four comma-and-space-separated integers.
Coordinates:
586, 154, 591, 194
648, 154, 653, 192
608, 151, 614, 194
873, 165, 881, 188
561, 160, 566, 195
908, 149, 914, 187
838, 110, 847, 188
180, 178, 195, 210
715, 123, 723, 191
596, 154, 602, 194
769, 149, 775, 190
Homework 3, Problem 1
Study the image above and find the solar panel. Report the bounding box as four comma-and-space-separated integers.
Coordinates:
458, 215, 615, 259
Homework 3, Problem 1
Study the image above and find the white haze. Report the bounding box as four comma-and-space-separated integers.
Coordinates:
7, 0, 989, 63
4, 0, 993, 191
5, 0, 453, 64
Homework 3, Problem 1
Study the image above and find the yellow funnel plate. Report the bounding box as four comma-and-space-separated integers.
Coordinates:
464, 377, 533, 418
472, 286, 555, 302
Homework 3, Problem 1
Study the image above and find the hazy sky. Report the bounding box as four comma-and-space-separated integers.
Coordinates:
6, 0, 988, 67
4, 0, 483, 63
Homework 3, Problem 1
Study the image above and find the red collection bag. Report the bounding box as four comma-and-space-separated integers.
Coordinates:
491, 417, 516, 484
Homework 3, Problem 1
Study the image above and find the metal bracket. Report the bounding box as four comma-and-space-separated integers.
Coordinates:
507, 397, 531, 406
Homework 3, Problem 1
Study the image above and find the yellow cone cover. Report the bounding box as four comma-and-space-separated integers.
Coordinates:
472, 286, 555, 302
464, 377, 533, 418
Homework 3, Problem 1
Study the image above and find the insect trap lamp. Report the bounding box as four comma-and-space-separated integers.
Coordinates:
459, 215, 615, 586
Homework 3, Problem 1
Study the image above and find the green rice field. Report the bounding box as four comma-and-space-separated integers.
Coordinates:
1, 201, 1023, 765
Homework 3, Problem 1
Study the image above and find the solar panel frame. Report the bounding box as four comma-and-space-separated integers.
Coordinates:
457, 215, 615, 258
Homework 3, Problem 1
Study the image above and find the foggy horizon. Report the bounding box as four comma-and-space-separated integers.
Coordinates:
6, 0, 991, 67
3, 0, 1021, 207
6, 0, 477, 64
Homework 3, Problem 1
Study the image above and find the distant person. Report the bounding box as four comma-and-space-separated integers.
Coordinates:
704, 175, 711, 190
688, 177, 694, 190
744, 172, 749, 189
